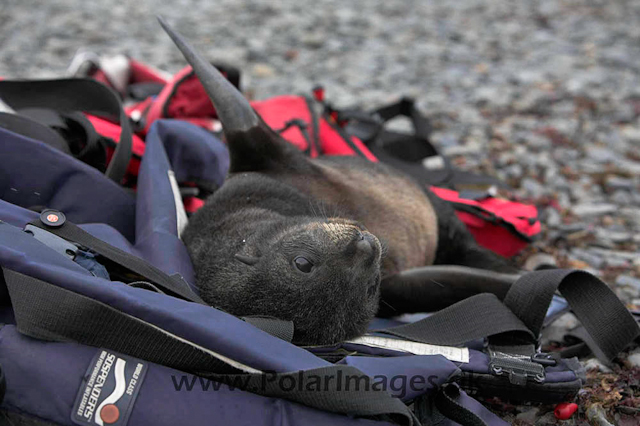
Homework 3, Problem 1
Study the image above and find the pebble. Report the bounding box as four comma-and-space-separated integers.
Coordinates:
570, 248, 605, 269
584, 358, 613, 373
516, 407, 540, 424
605, 176, 635, 191
544, 207, 562, 228
571, 203, 617, 218
587, 404, 615, 426
616, 275, 640, 291
627, 348, 640, 368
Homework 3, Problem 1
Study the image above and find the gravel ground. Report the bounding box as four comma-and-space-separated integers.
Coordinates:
2, 0, 640, 424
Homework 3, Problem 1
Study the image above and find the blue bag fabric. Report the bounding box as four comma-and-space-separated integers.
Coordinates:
0, 118, 509, 426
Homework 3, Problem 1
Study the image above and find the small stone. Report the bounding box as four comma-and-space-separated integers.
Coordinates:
620, 125, 640, 144
543, 313, 579, 342
545, 207, 562, 228
606, 258, 630, 268
595, 228, 633, 244
534, 411, 558, 426
611, 190, 632, 205
586, 147, 620, 163
572, 203, 617, 217
587, 403, 615, 426
583, 358, 613, 373
442, 141, 482, 156
618, 159, 640, 175
605, 176, 635, 191
301, 33, 325, 49
524, 252, 557, 271
521, 178, 545, 198
627, 348, 640, 368
252, 63, 275, 77
516, 407, 540, 424
589, 248, 639, 261
557, 191, 572, 210
570, 248, 605, 269
505, 164, 524, 179
616, 275, 640, 291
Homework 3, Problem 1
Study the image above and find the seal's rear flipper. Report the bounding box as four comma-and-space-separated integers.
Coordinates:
378, 265, 520, 316
158, 16, 304, 173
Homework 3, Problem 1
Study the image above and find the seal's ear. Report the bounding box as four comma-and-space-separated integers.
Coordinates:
158, 16, 302, 173
234, 253, 260, 266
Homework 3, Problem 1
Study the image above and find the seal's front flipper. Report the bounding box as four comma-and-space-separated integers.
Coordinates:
378, 265, 520, 316
158, 16, 303, 173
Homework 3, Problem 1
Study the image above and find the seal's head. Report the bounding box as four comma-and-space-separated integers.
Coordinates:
207, 217, 383, 344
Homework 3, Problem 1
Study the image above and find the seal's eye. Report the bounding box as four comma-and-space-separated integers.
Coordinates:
294, 256, 313, 273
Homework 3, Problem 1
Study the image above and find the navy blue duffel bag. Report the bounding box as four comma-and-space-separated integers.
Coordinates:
0, 79, 638, 426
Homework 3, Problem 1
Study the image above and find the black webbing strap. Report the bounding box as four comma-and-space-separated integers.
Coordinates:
378, 293, 535, 346
28, 218, 296, 341
434, 384, 489, 426
242, 316, 295, 343
0, 78, 132, 183
30, 218, 205, 304
503, 269, 640, 361
373, 97, 433, 146
0, 111, 72, 154
2, 269, 418, 426
3, 269, 232, 373
378, 270, 639, 362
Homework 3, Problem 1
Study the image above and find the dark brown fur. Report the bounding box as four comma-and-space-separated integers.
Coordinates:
163, 18, 519, 345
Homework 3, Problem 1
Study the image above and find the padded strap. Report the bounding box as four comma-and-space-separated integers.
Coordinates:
504, 269, 639, 361
2, 269, 417, 426
0, 112, 71, 154
379, 293, 534, 346
0, 78, 132, 183
379, 270, 639, 362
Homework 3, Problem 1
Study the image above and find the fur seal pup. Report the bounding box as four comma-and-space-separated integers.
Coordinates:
159, 18, 520, 345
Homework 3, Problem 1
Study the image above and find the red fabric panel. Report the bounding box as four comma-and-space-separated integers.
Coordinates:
184, 196, 205, 213
86, 114, 145, 177
456, 211, 529, 258
165, 72, 216, 119
318, 119, 378, 161
128, 59, 169, 85
251, 96, 312, 154
431, 186, 541, 257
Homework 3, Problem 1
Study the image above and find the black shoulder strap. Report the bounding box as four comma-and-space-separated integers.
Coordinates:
0, 112, 72, 154
373, 97, 433, 147
27, 215, 297, 342
30, 217, 204, 304
0, 78, 132, 183
379, 269, 639, 363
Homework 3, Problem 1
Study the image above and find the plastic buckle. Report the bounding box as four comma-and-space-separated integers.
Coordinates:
24, 224, 78, 260
489, 350, 546, 386
531, 352, 558, 367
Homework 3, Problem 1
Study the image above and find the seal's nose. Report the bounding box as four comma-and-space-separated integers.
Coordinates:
355, 231, 374, 256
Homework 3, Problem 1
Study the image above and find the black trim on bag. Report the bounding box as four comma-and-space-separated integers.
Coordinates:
323, 112, 369, 159
304, 96, 321, 156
